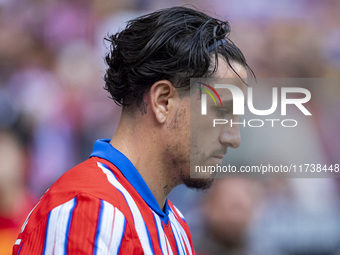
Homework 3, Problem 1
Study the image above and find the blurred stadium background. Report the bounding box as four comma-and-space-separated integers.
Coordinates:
0, 0, 340, 254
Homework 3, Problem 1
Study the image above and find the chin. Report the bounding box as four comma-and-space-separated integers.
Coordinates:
182, 177, 214, 190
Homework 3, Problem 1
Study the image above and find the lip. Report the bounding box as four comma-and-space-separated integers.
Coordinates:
213, 154, 225, 159
212, 154, 225, 165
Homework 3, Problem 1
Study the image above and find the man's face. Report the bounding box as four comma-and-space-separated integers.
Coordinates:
178, 59, 247, 189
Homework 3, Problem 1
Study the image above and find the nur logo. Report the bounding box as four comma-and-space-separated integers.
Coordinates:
197, 82, 222, 115
196, 82, 312, 116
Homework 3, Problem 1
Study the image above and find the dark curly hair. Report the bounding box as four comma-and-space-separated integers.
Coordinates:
104, 6, 253, 108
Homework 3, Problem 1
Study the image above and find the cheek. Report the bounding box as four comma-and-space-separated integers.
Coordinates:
197, 116, 221, 144
190, 129, 201, 162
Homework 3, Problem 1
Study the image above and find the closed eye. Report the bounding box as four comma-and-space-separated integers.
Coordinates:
216, 107, 230, 118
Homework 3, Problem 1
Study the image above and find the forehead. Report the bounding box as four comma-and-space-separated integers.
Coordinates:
188, 57, 248, 101
212, 58, 247, 80
210, 58, 248, 99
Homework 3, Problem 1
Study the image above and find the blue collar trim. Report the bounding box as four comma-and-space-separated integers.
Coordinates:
90, 139, 170, 224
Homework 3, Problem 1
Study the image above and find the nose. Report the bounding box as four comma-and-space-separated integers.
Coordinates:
219, 117, 241, 148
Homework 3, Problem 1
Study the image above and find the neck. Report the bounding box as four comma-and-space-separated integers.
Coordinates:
110, 114, 175, 211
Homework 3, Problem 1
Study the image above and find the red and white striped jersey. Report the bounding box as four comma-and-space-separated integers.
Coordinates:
13, 139, 195, 255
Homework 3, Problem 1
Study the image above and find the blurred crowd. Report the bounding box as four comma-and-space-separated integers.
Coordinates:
0, 0, 340, 254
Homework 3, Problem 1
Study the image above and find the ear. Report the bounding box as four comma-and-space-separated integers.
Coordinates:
149, 80, 177, 124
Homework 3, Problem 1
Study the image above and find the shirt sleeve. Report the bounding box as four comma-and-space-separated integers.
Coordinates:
13, 194, 135, 255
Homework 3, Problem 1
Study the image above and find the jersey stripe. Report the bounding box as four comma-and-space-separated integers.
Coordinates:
153, 212, 170, 255
144, 220, 155, 254
42, 211, 51, 254
112, 211, 126, 254
165, 235, 174, 255
93, 199, 104, 255
43, 197, 77, 255
172, 205, 186, 222
20, 200, 40, 234
94, 200, 127, 255
169, 209, 193, 255
66, 194, 101, 254
170, 218, 186, 255
97, 162, 154, 255
17, 243, 23, 254
65, 199, 77, 253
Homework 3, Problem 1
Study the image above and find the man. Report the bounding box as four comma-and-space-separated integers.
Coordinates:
195, 178, 262, 255
13, 6, 252, 254
0, 129, 36, 255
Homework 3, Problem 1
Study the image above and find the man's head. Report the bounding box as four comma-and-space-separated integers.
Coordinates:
104, 6, 251, 108
201, 178, 261, 251
105, 6, 253, 190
